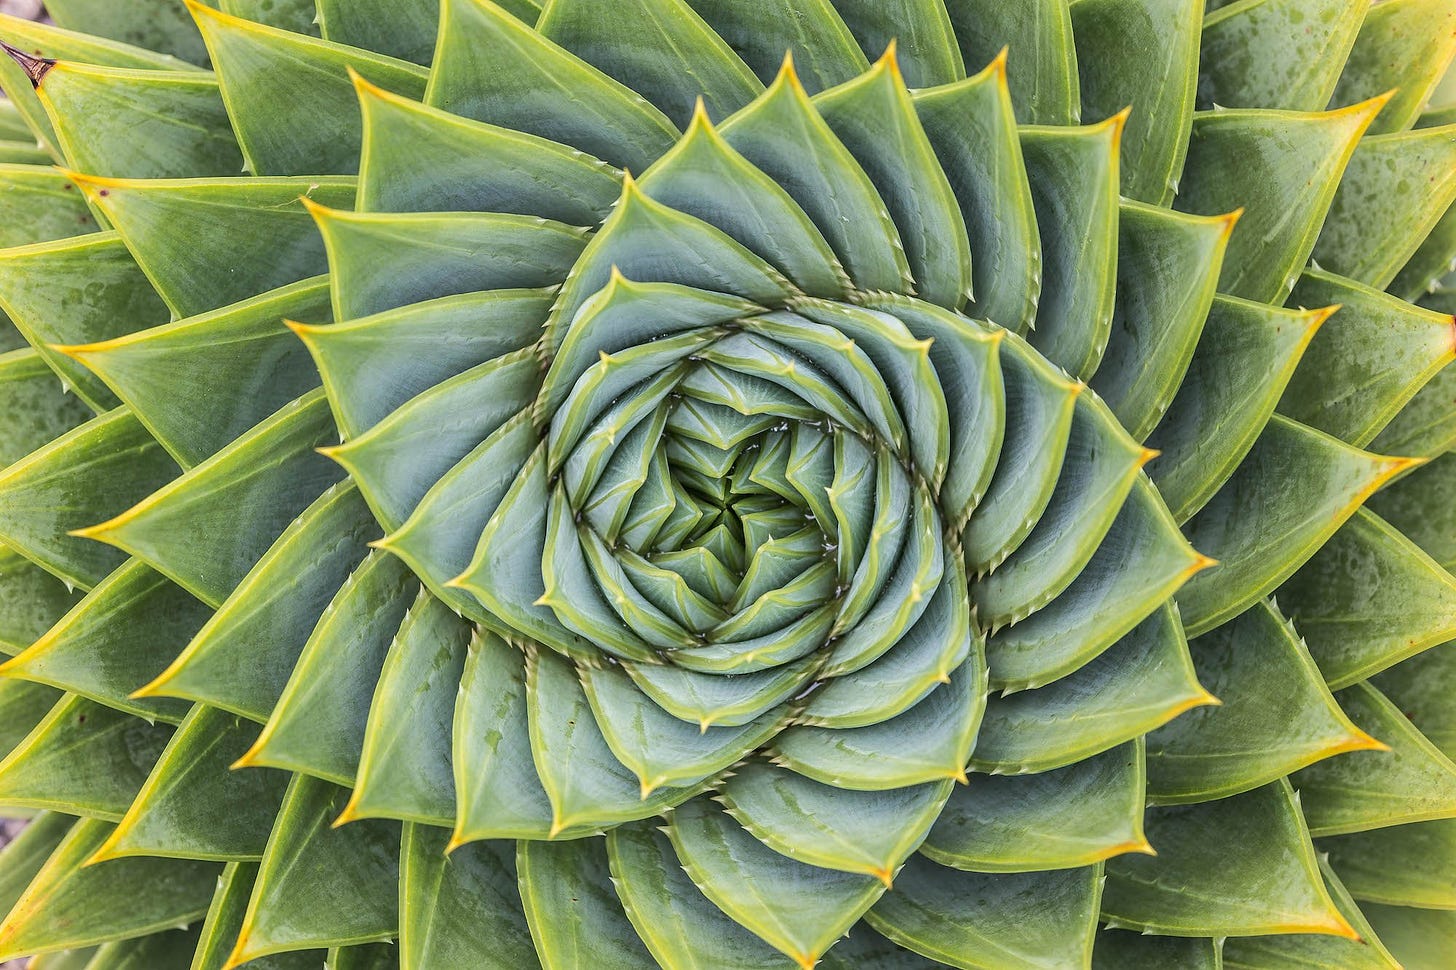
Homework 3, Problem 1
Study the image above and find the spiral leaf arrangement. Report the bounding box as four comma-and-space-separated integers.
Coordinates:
0, 0, 1454, 967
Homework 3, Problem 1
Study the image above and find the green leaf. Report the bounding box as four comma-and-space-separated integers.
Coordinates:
426, 0, 679, 173
1362, 903, 1456, 970
1070, 0, 1201, 204
517, 837, 655, 969
721, 761, 952, 884
819, 924, 941, 968
1314, 126, 1456, 288
0, 813, 68, 929
547, 177, 792, 352
799, 549, 974, 728
0, 233, 171, 412
529, 649, 697, 835
216, 0, 321, 35
1391, 198, 1456, 303
0, 694, 171, 820
814, 50, 971, 310
943, 0, 1080, 125
925, 741, 1151, 873
0, 165, 97, 246
400, 826, 536, 970
867, 858, 1103, 970
311, 203, 586, 321
972, 393, 1148, 629
1179, 416, 1413, 636
0, 559, 199, 722
453, 447, 595, 661
343, 588, 471, 826
536, 0, 761, 128
242, 550, 415, 785
317, 0, 439, 65
450, 631, 599, 844
1365, 452, 1456, 571
983, 477, 1209, 692
580, 661, 784, 796
1282, 270, 1455, 447
0, 12, 202, 160
1368, 356, 1456, 460
296, 288, 548, 442
381, 414, 536, 620
82, 927, 201, 970
976, 604, 1213, 773
0, 350, 93, 470
0, 817, 218, 961
0, 407, 177, 590
140, 481, 374, 721
1331, 0, 1456, 135
621, 655, 821, 730
1019, 113, 1118, 372
1295, 682, 1456, 836
607, 820, 797, 969
962, 334, 1079, 574
770, 659, 983, 790
1147, 296, 1327, 523
1176, 99, 1382, 303
821, 1, 964, 88
640, 105, 848, 299
682, 0, 866, 93
1104, 779, 1354, 937
720, 58, 911, 295
75, 175, 355, 318
327, 348, 539, 531
1146, 598, 1376, 804
81, 390, 343, 610
0, 543, 83, 656
355, 73, 622, 220
913, 57, 1040, 333
1323, 817, 1456, 909
93, 704, 285, 863
0, 678, 61, 754
63, 276, 332, 467
38, 63, 241, 178
1094, 930, 1221, 970
667, 797, 886, 968
231, 776, 399, 964
1221, 858, 1400, 970
1372, 644, 1456, 760
1280, 508, 1456, 688
190, 0, 427, 175
45, 0, 207, 64
1091, 202, 1234, 441
1197, 0, 1367, 112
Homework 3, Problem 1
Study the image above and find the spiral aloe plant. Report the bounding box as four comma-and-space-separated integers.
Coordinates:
0, 0, 1454, 967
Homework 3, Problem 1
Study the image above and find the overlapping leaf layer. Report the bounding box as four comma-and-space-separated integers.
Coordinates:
0, 1, 1454, 968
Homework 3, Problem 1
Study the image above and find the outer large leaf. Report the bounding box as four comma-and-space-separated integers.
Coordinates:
1330, 0, 1456, 135
190, 0, 428, 175
427, 0, 679, 173
1103, 780, 1355, 938
399, 826, 536, 970
1070, 0, 1201, 205
1197, 0, 1368, 112
229, 776, 399, 965
943, 0, 1080, 125
516, 837, 654, 969
1175, 99, 1383, 303
1146, 598, 1377, 804
1323, 817, 1456, 910
867, 858, 1103, 970
1280, 508, 1456, 688
1178, 416, 1413, 637
0, 817, 218, 961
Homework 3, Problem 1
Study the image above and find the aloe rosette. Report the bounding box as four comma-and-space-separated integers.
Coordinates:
0, 0, 1454, 967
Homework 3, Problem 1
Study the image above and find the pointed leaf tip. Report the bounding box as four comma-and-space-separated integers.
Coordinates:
0, 41, 53, 88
